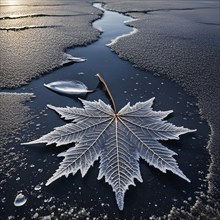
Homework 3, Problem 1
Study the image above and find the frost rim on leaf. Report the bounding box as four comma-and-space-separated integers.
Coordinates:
22, 97, 196, 210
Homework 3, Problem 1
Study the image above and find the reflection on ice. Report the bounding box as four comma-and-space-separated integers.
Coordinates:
44, 80, 93, 96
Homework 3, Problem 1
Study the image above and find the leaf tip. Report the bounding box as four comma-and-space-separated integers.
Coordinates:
44, 83, 50, 89
183, 128, 197, 135
57, 152, 65, 157
20, 140, 39, 145
150, 97, 155, 102
183, 175, 191, 183
116, 192, 125, 211
45, 181, 50, 186
118, 205, 124, 211
178, 171, 191, 183
78, 98, 87, 105
146, 97, 155, 107
178, 127, 197, 137
46, 175, 59, 186
47, 104, 55, 109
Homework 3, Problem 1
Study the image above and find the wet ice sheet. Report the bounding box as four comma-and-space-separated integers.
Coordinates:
0, 1, 214, 219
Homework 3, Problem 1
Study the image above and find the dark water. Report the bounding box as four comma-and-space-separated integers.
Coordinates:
1, 3, 210, 219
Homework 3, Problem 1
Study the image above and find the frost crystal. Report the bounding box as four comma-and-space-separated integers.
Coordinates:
23, 98, 195, 210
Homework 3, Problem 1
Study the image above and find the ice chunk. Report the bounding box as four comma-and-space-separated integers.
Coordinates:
44, 80, 93, 95
14, 193, 27, 207
61, 53, 86, 66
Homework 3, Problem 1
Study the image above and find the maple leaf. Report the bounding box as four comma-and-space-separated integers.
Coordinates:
23, 74, 195, 210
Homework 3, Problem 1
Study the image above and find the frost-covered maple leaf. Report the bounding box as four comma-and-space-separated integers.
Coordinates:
23, 93, 195, 210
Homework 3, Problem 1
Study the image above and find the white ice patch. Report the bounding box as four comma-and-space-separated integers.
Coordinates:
61, 53, 86, 66
106, 27, 138, 47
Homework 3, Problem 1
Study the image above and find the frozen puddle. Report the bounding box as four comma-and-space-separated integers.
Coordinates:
1, 2, 210, 220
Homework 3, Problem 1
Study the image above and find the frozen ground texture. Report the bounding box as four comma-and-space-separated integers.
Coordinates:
0, 0, 102, 88
0, 93, 34, 147
0, 93, 34, 185
100, 0, 220, 218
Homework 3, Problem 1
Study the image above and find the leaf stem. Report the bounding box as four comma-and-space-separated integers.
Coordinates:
97, 73, 117, 113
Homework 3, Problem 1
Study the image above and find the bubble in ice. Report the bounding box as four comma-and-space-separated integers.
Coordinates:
32, 213, 39, 219
34, 185, 42, 191
77, 72, 85, 75
14, 193, 27, 207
